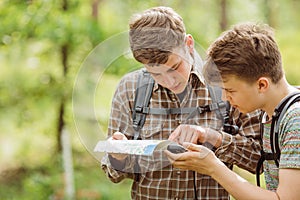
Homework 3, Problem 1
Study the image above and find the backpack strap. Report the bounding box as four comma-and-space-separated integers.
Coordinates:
270, 91, 300, 166
132, 69, 241, 139
131, 70, 154, 182
132, 69, 154, 140
207, 84, 239, 135
206, 84, 226, 122
256, 90, 300, 186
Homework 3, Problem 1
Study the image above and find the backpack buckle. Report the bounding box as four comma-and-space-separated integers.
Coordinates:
135, 106, 143, 113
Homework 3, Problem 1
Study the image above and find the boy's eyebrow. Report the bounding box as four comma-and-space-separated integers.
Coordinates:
147, 58, 182, 75
148, 71, 160, 76
220, 86, 230, 91
223, 88, 235, 92
167, 61, 181, 72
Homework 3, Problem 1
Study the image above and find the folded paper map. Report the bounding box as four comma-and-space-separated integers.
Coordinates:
94, 140, 173, 156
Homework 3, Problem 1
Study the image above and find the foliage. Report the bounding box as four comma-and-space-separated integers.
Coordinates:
0, 0, 300, 199
0, 152, 132, 200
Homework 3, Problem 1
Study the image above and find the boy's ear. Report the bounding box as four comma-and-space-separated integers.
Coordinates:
257, 77, 269, 92
185, 34, 194, 53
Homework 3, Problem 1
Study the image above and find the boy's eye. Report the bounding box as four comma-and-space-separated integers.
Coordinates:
152, 73, 161, 77
168, 64, 180, 73
223, 88, 235, 94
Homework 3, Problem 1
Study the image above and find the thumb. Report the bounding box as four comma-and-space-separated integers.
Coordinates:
168, 126, 180, 141
183, 142, 211, 159
182, 142, 201, 152
113, 132, 127, 140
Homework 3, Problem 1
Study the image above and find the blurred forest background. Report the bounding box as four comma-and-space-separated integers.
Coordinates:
1, 0, 300, 199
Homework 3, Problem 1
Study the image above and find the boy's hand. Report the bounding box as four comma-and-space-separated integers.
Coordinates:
111, 131, 128, 140
165, 142, 217, 175
168, 125, 222, 150
108, 132, 128, 160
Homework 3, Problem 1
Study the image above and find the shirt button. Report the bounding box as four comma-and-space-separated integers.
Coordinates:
170, 94, 176, 101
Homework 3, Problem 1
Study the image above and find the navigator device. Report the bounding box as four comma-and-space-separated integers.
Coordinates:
167, 143, 187, 154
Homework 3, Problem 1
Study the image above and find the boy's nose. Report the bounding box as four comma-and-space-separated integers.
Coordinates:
163, 75, 176, 87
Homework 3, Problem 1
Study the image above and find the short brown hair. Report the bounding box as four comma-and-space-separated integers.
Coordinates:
129, 6, 186, 65
204, 22, 283, 84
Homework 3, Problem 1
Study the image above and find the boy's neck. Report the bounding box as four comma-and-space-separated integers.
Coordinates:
264, 78, 297, 118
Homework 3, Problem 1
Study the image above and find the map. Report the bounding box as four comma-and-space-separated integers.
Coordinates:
93, 140, 173, 156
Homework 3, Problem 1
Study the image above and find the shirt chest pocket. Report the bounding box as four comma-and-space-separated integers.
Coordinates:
140, 115, 167, 140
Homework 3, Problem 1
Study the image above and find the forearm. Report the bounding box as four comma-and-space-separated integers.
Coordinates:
101, 153, 136, 183
216, 109, 261, 172
215, 132, 261, 173
210, 160, 278, 200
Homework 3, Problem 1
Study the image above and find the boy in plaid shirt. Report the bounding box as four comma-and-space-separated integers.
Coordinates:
102, 7, 261, 200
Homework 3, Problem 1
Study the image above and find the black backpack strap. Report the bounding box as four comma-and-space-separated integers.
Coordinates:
256, 91, 300, 186
256, 111, 264, 186
207, 84, 239, 135
206, 85, 225, 122
132, 69, 154, 140
132, 71, 240, 138
256, 151, 277, 186
131, 70, 154, 182
139, 107, 197, 115
256, 111, 277, 186
270, 92, 300, 167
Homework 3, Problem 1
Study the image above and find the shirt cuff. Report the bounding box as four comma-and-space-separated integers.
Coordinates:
108, 155, 127, 171
215, 131, 233, 154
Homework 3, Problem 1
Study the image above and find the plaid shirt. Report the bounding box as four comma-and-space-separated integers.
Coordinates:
101, 66, 261, 200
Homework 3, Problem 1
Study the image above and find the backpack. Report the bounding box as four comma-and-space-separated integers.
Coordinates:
256, 90, 300, 186
132, 69, 239, 141
130, 69, 237, 185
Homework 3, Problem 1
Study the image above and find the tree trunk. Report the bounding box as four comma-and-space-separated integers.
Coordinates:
92, 0, 100, 20
56, 1, 69, 152
264, 0, 278, 28
220, 0, 228, 31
